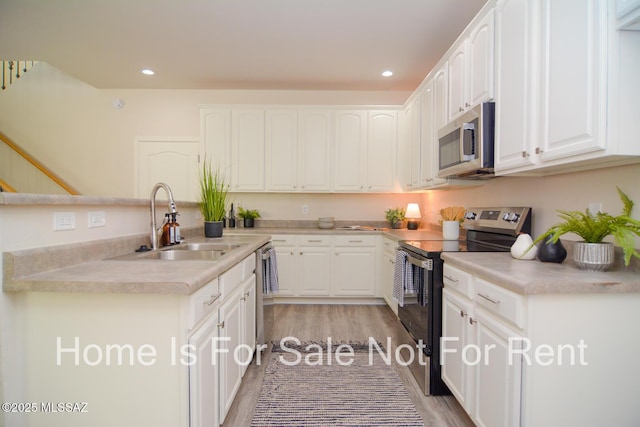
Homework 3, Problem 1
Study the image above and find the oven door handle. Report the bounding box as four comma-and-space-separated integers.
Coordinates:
406, 255, 433, 271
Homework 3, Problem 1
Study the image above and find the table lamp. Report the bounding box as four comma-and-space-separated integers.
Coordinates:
405, 203, 421, 230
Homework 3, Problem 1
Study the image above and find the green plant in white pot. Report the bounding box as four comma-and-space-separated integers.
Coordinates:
198, 157, 229, 238
530, 187, 640, 271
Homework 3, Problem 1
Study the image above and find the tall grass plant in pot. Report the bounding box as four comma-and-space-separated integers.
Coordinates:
199, 157, 229, 238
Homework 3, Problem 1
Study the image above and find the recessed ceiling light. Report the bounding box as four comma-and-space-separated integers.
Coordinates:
382, 70, 393, 77
141, 68, 155, 76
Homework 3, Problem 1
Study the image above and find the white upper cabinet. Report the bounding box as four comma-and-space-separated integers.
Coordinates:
495, 0, 640, 175
333, 110, 399, 192
538, 0, 606, 162
201, 108, 232, 174
266, 109, 298, 191
334, 110, 367, 191
367, 110, 398, 192
494, 0, 537, 171
298, 110, 332, 191
231, 109, 265, 191
405, 96, 422, 190
448, 8, 495, 120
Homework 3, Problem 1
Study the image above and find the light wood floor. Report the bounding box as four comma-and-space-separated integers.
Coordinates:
222, 304, 475, 427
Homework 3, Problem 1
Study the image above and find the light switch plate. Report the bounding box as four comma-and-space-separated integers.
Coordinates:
88, 211, 106, 228
54, 212, 76, 231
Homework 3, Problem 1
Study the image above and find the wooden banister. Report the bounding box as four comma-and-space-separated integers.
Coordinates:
0, 178, 16, 192
0, 131, 80, 195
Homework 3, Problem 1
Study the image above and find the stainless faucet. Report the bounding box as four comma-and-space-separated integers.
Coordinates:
150, 183, 178, 250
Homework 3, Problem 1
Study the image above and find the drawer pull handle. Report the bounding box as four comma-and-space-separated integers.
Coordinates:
348, 240, 363, 243
460, 310, 467, 318
217, 321, 225, 329
308, 239, 322, 243
443, 274, 458, 283
469, 317, 477, 325
203, 293, 221, 306
477, 293, 501, 304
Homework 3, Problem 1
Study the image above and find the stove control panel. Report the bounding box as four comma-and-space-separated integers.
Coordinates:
463, 207, 531, 235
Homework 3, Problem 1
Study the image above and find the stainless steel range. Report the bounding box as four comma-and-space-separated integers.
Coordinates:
394, 207, 531, 395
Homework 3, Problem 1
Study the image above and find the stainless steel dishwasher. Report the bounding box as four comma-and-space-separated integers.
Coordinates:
255, 242, 275, 346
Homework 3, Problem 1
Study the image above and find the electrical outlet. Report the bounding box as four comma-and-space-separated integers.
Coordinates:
88, 211, 106, 228
588, 202, 603, 215
302, 205, 309, 215
54, 212, 76, 231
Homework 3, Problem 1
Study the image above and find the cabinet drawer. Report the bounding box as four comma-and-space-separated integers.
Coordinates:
242, 253, 256, 277
334, 235, 376, 247
271, 235, 295, 246
443, 263, 473, 299
475, 278, 525, 328
297, 236, 332, 246
220, 262, 243, 298
188, 278, 220, 329
381, 238, 397, 255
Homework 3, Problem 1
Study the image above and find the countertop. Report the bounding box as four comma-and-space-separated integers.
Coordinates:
3, 233, 270, 295
1, 226, 437, 295
441, 251, 640, 295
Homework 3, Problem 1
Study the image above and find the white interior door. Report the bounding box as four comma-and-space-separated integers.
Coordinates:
135, 138, 200, 201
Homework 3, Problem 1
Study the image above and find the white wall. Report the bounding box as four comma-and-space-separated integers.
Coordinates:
419, 164, 640, 240
0, 62, 410, 198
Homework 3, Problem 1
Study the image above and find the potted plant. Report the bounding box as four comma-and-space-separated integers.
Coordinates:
440, 206, 466, 240
529, 187, 640, 271
238, 207, 260, 228
385, 207, 405, 229
198, 157, 229, 238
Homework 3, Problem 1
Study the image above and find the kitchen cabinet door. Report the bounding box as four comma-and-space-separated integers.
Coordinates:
420, 79, 446, 188
240, 274, 256, 376
448, 42, 467, 120
271, 238, 296, 297
231, 109, 265, 191
333, 110, 367, 191
218, 288, 243, 423
441, 288, 475, 414
298, 110, 332, 191
201, 108, 232, 173
188, 312, 220, 427
494, 0, 537, 172
433, 63, 449, 135
538, 0, 606, 162
367, 111, 398, 192
266, 109, 298, 191
468, 10, 495, 107
473, 309, 523, 427
297, 236, 332, 296
380, 237, 398, 314
333, 239, 376, 297
406, 95, 422, 190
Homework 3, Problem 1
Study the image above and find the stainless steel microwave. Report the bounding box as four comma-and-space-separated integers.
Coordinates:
437, 102, 495, 179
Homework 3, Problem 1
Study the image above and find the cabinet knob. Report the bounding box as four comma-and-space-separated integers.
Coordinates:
521, 151, 529, 158
535, 147, 543, 155
465, 102, 470, 107
217, 321, 225, 329
459, 106, 464, 112
469, 317, 477, 325
460, 310, 467, 318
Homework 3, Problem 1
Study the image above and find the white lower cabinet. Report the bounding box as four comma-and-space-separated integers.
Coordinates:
188, 312, 221, 427
271, 234, 379, 300
442, 264, 523, 427
380, 237, 398, 314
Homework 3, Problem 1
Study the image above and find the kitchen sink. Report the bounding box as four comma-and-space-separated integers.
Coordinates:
106, 244, 238, 261
180, 243, 241, 251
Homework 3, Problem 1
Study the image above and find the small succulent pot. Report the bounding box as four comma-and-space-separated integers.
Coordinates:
243, 218, 255, 228
573, 242, 614, 271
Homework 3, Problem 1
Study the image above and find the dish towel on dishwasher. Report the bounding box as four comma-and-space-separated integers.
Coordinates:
393, 249, 414, 307
263, 247, 279, 294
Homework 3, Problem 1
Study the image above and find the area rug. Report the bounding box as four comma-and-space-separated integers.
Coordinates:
250, 340, 424, 426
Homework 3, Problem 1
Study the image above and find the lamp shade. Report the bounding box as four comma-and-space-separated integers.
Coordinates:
405, 203, 421, 219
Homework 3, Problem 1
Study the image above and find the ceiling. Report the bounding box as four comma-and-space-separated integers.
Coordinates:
0, 0, 487, 92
